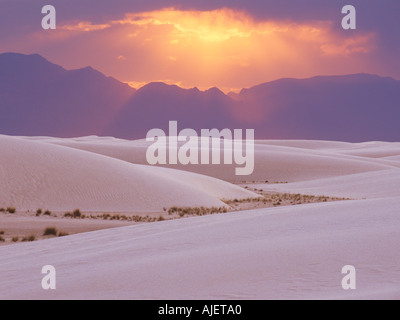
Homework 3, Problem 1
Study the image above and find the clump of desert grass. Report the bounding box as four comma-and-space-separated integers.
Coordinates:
222, 192, 350, 209
167, 206, 228, 217
62, 209, 164, 222
59, 205, 228, 222
89, 213, 159, 222
21, 235, 36, 242
64, 209, 85, 219
7, 207, 16, 213
0, 207, 16, 214
43, 227, 58, 236
43, 227, 69, 237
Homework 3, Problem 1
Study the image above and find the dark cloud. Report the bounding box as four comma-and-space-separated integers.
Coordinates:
1, 0, 399, 78
2, 1, 398, 38
2, 0, 399, 26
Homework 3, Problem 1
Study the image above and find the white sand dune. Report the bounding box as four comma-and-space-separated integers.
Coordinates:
383, 155, 400, 161
256, 168, 400, 199
332, 141, 400, 158
2, 135, 399, 300
21, 136, 399, 182
255, 139, 354, 149
1, 197, 399, 300
0, 135, 256, 212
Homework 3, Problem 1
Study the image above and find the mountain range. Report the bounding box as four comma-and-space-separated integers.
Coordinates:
1, 52, 399, 141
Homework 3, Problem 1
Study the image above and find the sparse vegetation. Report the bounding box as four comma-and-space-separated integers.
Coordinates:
63, 209, 83, 219
62, 210, 161, 222
111, 214, 120, 220
0, 180, 357, 247
43, 227, 58, 236
0, 207, 17, 213
2, 191, 348, 241
21, 235, 36, 242
222, 192, 349, 210
167, 206, 228, 217
73, 209, 81, 218
6, 207, 16, 214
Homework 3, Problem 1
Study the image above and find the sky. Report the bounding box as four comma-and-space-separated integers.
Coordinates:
1, 0, 399, 92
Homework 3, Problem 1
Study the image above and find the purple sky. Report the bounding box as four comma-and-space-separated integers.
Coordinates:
1, 0, 399, 90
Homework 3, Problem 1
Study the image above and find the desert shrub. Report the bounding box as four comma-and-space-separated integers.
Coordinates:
21, 235, 36, 242
43, 227, 58, 236
36, 209, 42, 216
157, 215, 165, 221
72, 209, 81, 218
63, 209, 82, 219
168, 206, 179, 215
12, 236, 19, 242
0, 236, 5, 242
43, 210, 51, 216
6, 207, 16, 214
0, 230, 4, 235
0, 208, 5, 212
57, 231, 69, 237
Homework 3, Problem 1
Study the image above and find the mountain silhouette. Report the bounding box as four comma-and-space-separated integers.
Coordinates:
1, 52, 399, 141
0, 52, 134, 136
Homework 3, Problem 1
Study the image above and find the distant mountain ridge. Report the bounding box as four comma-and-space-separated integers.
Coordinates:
0, 52, 134, 136
1, 52, 399, 141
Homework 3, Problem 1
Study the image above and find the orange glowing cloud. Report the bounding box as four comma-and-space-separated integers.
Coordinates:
59, 21, 111, 32
23, 8, 378, 92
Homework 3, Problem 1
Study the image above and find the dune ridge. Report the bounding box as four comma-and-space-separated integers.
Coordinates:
18, 136, 399, 183
0, 135, 256, 212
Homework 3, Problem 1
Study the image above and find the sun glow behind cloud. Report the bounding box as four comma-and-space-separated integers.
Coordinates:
25, 8, 377, 92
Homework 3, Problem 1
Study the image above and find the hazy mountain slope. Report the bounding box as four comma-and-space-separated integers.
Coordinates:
1, 53, 399, 141
0, 52, 134, 136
